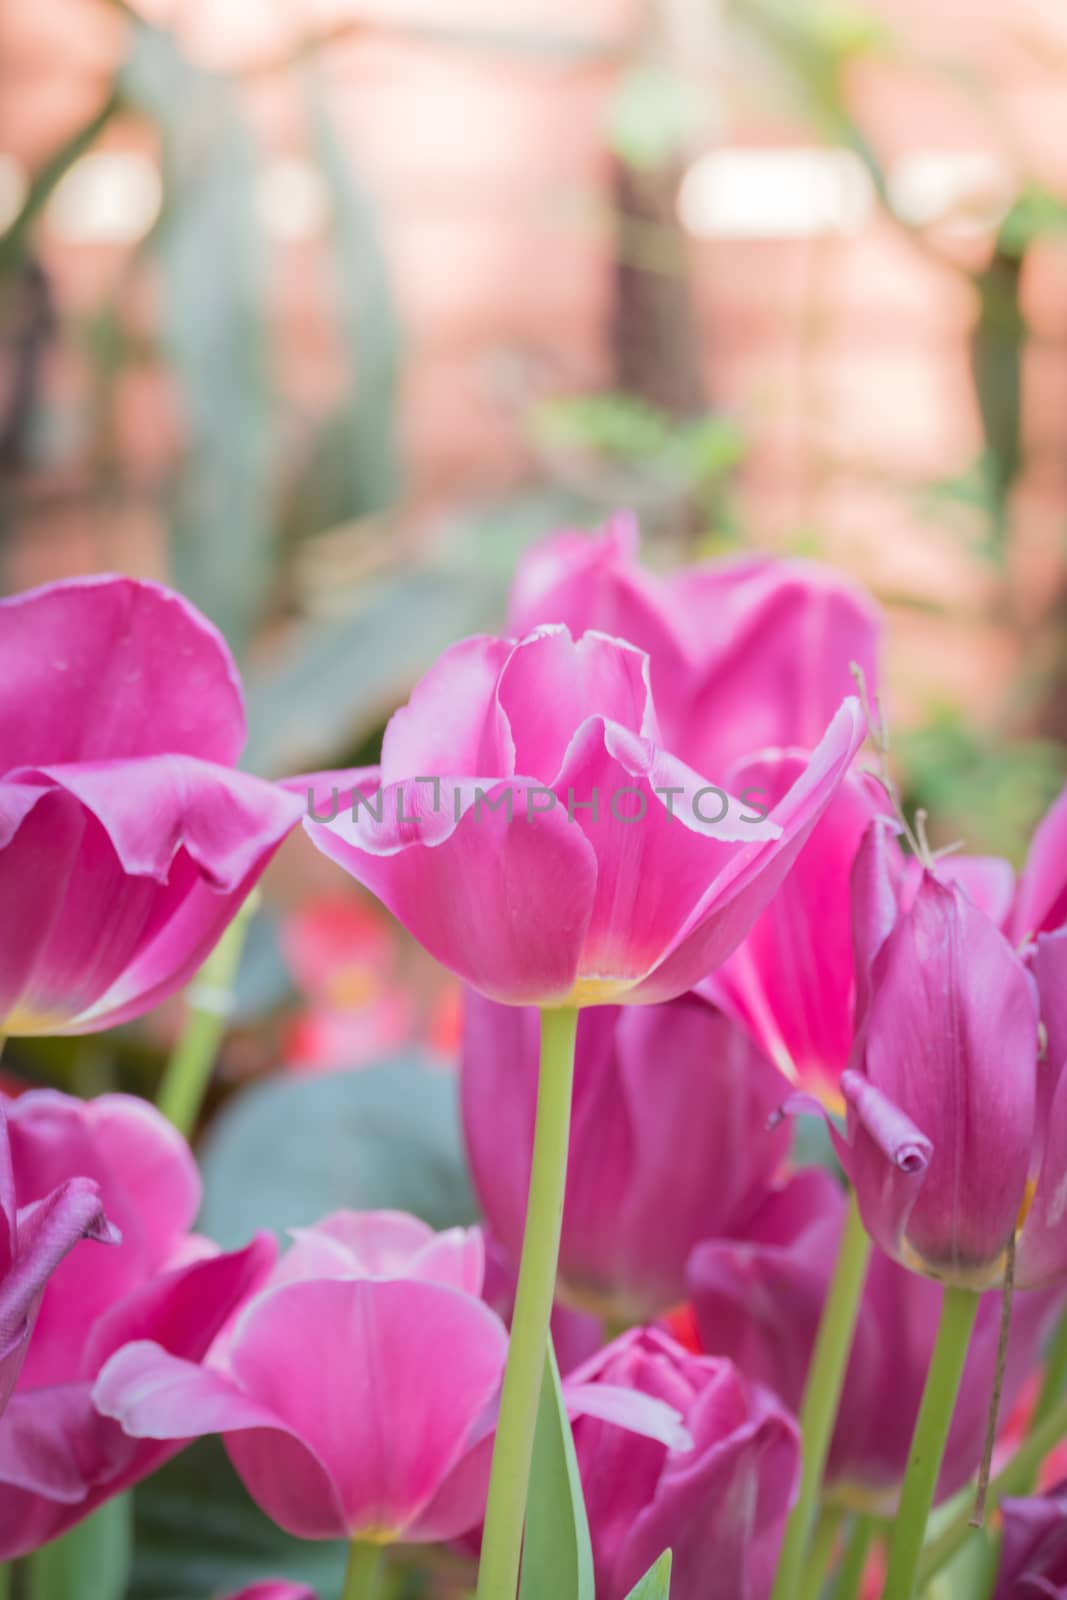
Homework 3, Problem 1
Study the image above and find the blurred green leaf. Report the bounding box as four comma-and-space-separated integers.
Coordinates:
197, 1056, 477, 1248
25, 1494, 131, 1600
0, 92, 118, 275
131, 1437, 344, 1600
241, 563, 502, 775
608, 65, 704, 172
519, 1343, 596, 1600
294, 70, 402, 529
120, 21, 275, 658
623, 1551, 674, 1599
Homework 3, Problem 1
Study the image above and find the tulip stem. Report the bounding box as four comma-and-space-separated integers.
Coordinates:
797, 1505, 841, 1600
476, 1005, 579, 1600
342, 1540, 384, 1600
155, 893, 257, 1138
833, 1515, 876, 1600
770, 1190, 871, 1600
918, 1386, 1067, 1585
883, 1285, 981, 1600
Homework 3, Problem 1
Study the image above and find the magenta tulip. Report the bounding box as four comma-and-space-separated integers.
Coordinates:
507, 512, 882, 778
462, 989, 788, 1320
688, 1171, 1057, 1509
567, 1327, 799, 1600
0, 1101, 117, 1414
0, 576, 303, 1035
994, 1484, 1067, 1598
0, 1090, 274, 1558
97, 1209, 689, 1547
830, 824, 1041, 1289
300, 625, 864, 1005
225, 1587, 318, 1600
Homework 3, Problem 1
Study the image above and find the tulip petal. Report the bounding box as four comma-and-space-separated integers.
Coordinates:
1016, 784, 1067, 941
0, 575, 245, 767
380, 636, 515, 783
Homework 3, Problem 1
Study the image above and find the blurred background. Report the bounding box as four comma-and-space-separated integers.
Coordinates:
4, 4, 1067, 1592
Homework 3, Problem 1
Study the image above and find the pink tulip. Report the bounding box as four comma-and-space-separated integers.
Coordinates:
462, 989, 788, 1320
994, 1484, 1067, 1598
707, 758, 887, 1106
0, 576, 303, 1035
0, 1090, 274, 1558
829, 825, 1041, 1289
97, 1210, 689, 1546
0, 1101, 117, 1414
688, 1171, 1058, 1509
1013, 783, 1067, 943
507, 512, 882, 778
567, 1327, 799, 1600
300, 625, 865, 1005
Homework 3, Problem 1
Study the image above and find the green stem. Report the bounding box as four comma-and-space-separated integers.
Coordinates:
798, 1505, 841, 1600
770, 1190, 872, 1600
918, 1387, 1067, 1586
0, 1562, 9, 1600
155, 894, 257, 1137
884, 1286, 981, 1600
1034, 1306, 1067, 1430
476, 1006, 579, 1600
832, 1516, 876, 1600
342, 1539, 385, 1600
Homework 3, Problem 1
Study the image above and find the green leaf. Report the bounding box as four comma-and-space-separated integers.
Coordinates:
519, 1343, 595, 1600
120, 21, 275, 657
0, 91, 118, 275
25, 1494, 132, 1600
623, 1550, 673, 1599
197, 1057, 477, 1247
300, 68, 402, 525
131, 1436, 344, 1600
241, 563, 503, 775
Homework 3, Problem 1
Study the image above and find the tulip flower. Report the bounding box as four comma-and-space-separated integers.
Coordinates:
0, 1101, 117, 1414
567, 1326, 799, 1600
96, 1209, 686, 1552
300, 625, 865, 1007
507, 511, 882, 778
0, 576, 303, 1036
688, 1171, 1057, 1510
0, 1090, 274, 1558
226, 1587, 318, 1600
462, 988, 788, 1320
994, 1484, 1067, 1598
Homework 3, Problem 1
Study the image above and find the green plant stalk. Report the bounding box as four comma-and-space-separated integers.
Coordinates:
798, 1505, 841, 1600
1034, 1306, 1067, 1430
342, 1539, 385, 1600
918, 1385, 1067, 1585
884, 1286, 981, 1600
476, 1006, 579, 1600
770, 1190, 872, 1600
155, 893, 257, 1137
832, 1516, 876, 1600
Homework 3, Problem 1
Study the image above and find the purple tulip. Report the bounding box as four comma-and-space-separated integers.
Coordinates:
507, 512, 882, 778
567, 1327, 799, 1600
995, 1483, 1067, 1598
0, 1090, 274, 1558
0, 576, 303, 1035
688, 1170, 1058, 1510
301, 623, 864, 1006
0, 1101, 117, 1415
833, 826, 1041, 1289
462, 990, 788, 1320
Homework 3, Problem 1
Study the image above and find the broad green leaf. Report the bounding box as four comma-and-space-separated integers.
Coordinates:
131, 1436, 344, 1600
197, 1057, 477, 1247
241, 564, 502, 775
25, 1494, 131, 1600
519, 1343, 595, 1600
302, 70, 402, 524
623, 1550, 673, 1599
120, 21, 275, 657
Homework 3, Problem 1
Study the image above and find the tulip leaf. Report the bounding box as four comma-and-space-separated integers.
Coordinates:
24, 1493, 131, 1600
622, 1550, 673, 1599
519, 1341, 596, 1600
197, 1057, 477, 1247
